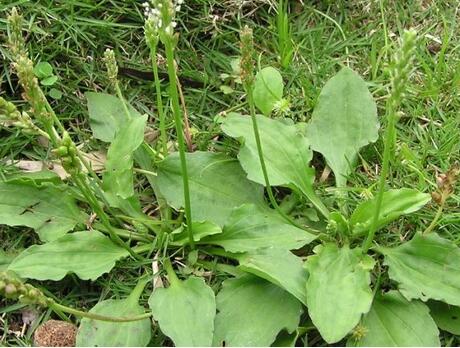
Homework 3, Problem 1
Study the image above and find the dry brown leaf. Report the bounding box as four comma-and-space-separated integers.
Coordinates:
6, 160, 69, 180
152, 252, 164, 290
80, 150, 106, 173
6, 150, 106, 179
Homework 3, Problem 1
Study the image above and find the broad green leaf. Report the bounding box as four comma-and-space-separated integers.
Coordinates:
0, 182, 86, 242
253, 67, 284, 115
428, 301, 460, 335
33, 61, 53, 79
103, 115, 147, 199
350, 188, 431, 235
380, 232, 460, 306
49, 88, 62, 100
306, 67, 379, 187
86, 92, 143, 142
237, 247, 308, 305
171, 221, 222, 245
221, 113, 328, 217
8, 231, 129, 281
213, 275, 302, 347
40, 75, 58, 86
0, 250, 15, 272
305, 244, 375, 343
156, 151, 265, 226
77, 280, 151, 347
202, 204, 316, 252
351, 291, 440, 347
148, 276, 215, 346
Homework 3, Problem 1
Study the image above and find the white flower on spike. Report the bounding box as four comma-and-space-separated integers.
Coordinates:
143, 0, 183, 38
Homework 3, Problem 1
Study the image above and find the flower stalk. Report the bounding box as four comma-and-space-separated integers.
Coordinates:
240, 26, 302, 228
362, 29, 417, 253
145, 20, 168, 155
143, 0, 194, 248
0, 272, 151, 322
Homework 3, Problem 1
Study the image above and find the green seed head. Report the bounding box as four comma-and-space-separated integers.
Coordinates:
7, 7, 27, 61
4, 283, 17, 297
389, 29, 417, 107
103, 49, 118, 85
239, 26, 255, 88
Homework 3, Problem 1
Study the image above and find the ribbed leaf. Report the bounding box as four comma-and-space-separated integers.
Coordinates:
237, 247, 308, 305
8, 231, 129, 280
149, 276, 215, 346
0, 182, 86, 242
156, 151, 265, 226
306, 67, 379, 187
213, 275, 302, 347
380, 232, 460, 306
222, 113, 327, 217
428, 301, 460, 335
202, 204, 316, 252
305, 244, 375, 343
77, 280, 151, 347
86, 92, 143, 142
350, 188, 431, 234
351, 291, 439, 347
103, 115, 147, 199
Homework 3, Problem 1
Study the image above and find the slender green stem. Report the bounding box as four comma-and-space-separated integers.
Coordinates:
362, 104, 396, 253
149, 44, 168, 155
50, 303, 151, 323
133, 243, 155, 254
379, 0, 389, 61
44, 100, 125, 227
245, 86, 304, 227
422, 201, 445, 235
115, 83, 132, 121
163, 257, 180, 287
74, 175, 140, 259
133, 167, 157, 176
298, 186, 329, 219
197, 260, 243, 277
94, 223, 154, 242
164, 39, 194, 249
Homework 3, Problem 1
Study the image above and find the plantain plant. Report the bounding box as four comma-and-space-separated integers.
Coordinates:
1, 2, 459, 347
